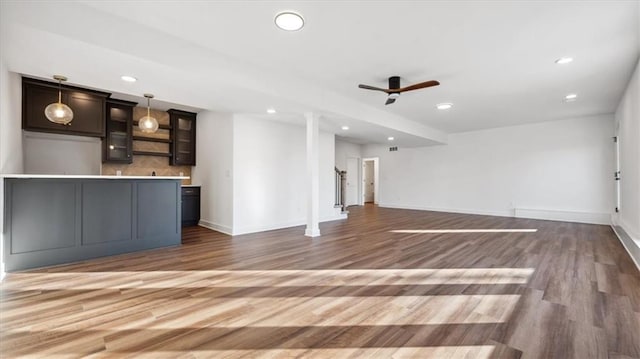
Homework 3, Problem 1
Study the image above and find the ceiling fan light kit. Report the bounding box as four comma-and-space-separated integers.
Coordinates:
358, 76, 440, 105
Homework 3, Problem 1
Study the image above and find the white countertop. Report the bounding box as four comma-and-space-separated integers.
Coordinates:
1, 174, 190, 180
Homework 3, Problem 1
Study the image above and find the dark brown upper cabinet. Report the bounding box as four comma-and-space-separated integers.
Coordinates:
169, 109, 197, 166
22, 77, 109, 137
103, 98, 137, 163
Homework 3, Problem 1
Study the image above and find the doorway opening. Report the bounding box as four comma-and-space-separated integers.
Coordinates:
362, 157, 379, 205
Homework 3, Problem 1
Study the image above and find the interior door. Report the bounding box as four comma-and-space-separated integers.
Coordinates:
346, 157, 359, 206
364, 161, 375, 202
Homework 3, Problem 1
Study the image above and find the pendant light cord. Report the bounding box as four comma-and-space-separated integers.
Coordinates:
58, 79, 62, 104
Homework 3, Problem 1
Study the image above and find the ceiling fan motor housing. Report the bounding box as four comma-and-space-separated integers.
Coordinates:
389, 76, 401, 90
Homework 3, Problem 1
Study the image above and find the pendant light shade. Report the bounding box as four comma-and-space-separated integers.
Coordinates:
139, 93, 159, 133
44, 75, 73, 125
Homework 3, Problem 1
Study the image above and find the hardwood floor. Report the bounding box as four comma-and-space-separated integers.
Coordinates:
1, 205, 639, 358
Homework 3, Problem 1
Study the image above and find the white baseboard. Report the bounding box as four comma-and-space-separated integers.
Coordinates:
232, 219, 308, 236
379, 203, 610, 225
305, 227, 321, 237
611, 224, 640, 272
514, 208, 610, 225
379, 203, 512, 218
325, 213, 348, 222
199, 214, 347, 236
615, 217, 640, 240
198, 219, 233, 236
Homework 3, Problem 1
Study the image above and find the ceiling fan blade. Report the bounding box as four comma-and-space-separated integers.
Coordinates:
385, 97, 396, 105
359, 84, 391, 93
398, 80, 440, 92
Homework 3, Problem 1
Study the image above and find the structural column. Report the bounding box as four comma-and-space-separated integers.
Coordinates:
305, 112, 321, 237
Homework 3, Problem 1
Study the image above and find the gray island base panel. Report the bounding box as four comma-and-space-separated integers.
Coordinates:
3, 177, 183, 271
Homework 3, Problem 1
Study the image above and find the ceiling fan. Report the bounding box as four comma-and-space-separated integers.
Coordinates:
358, 76, 440, 105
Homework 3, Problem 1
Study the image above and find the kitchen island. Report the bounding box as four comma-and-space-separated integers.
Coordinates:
2, 175, 188, 271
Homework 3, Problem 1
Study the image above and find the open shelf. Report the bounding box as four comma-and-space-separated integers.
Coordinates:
132, 150, 172, 157
133, 120, 172, 130
133, 136, 172, 143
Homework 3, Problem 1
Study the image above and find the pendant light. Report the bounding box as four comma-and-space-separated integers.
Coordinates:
139, 93, 159, 133
44, 75, 74, 125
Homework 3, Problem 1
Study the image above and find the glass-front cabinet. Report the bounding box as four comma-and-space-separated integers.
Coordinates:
169, 109, 196, 166
103, 99, 136, 163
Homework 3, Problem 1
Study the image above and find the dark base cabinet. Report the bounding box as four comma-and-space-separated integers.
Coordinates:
3, 178, 182, 271
182, 186, 201, 227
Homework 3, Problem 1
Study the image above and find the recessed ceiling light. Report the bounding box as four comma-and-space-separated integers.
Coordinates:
266, 108, 276, 114
341, 126, 349, 130
436, 103, 453, 110
565, 93, 578, 101
275, 11, 304, 31
387, 136, 395, 141
555, 57, 573, 64
121, 75, 137, 82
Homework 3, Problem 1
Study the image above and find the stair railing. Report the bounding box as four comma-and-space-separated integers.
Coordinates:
334, 167, 347, 212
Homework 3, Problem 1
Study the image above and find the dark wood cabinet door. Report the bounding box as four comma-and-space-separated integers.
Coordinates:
22, 77, 109, 137
181, 186, 201, 227
103, 99, 136, 163
169, 109, 197, 166
65, 91, 105, 136
22, 84, 69, 132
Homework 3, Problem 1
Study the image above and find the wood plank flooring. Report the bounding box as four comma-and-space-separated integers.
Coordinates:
1, 205, 639, 358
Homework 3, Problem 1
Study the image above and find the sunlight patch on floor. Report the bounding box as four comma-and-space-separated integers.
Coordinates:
18, 346, 501, 358
3, 268, 536, 290
4, 294, 521, 332
2, 267, 532, 356
58, 346, 500, 358
390, 229, 538, 234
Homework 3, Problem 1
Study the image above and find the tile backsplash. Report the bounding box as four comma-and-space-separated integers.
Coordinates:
101, 107, 192, 185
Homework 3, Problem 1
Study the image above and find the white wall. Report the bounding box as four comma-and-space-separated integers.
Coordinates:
613, 58, 640, 266
319, 129, 336, 222
335, 139, 362, 171
191, 111, 234, 235
362, 115, 614, 224
0, 63, 23, 280
23, 132, 101, 175
0, 68, 23, 175
232, 116, 337, 235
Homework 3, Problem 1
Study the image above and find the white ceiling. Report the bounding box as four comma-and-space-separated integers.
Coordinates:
1, 1, 638, 147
